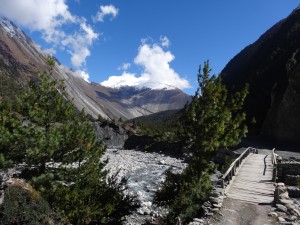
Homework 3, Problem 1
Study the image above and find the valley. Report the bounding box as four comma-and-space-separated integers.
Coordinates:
1, 2, 300, 225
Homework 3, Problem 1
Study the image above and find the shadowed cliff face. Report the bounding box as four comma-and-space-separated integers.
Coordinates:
0, 17, 191, 120
221, 6, 300, 145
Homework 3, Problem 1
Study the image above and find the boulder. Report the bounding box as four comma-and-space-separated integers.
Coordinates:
213, 203, 222, 208
278, 217, 286, 223
276, 204, 288, 212
279, 199, 294, 205
286, 204, 300, 216
209, 197, 222, 204
289, 216, 297, 221
92, 123, 128, 149
193, 218, 204, 223
279, 192, 290, 200
268, 212, 278, 217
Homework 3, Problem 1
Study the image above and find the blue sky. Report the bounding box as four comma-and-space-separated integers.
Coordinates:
0, 1, 299, 94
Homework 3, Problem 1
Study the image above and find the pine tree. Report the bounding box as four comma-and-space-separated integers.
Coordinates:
0, 59, 137, 224
180, 61, 248, 167
155, 61, 248, 224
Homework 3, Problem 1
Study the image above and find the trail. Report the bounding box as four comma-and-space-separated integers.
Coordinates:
212, 150, 278, 225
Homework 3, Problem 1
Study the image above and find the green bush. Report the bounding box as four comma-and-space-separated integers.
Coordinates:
155, 166, 212, 224
0, 185, 67, 225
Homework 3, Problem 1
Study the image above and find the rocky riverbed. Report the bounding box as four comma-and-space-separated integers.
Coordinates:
103, 149, 187, 224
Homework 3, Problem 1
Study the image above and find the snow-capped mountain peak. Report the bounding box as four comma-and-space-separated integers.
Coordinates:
0, 17, 29, 43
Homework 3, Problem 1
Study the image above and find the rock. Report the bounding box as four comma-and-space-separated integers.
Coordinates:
143, 207, 151, 215
279, 199, 294, 205
278, 217, 286, 223
276, 204, 288, 212
268, 212, 278, 217
137, 209, 144, 215
209, 197, 222, 204
188, 222, 200, 225
142, 201, 152, 208
210, 190, 221, 197
150, 211, 159, 217
137, 206, 151, 215
286, 204, 300, 216
212, 203, 222, 208
193, 218, 204, 223
159, 160, 165, 165
279, 192, 290, 200
92, 123, 128, 149
203, 201, 212, 207
289, 216, 297, 221
212, 208, 219, 212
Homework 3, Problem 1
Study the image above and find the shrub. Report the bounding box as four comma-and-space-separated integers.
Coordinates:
0, 185, 67, 225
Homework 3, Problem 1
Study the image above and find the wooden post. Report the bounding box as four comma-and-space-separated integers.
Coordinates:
272, 167, 277, 182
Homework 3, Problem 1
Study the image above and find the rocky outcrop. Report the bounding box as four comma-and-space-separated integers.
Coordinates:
92, 122, 128, 149
221, 6, 300, 145
272, 183, 300, 223
277, 160, 300, 183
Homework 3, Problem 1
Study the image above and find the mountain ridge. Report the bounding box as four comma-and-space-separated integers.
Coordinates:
221, 6, 300, 144
0, 17, 191, 120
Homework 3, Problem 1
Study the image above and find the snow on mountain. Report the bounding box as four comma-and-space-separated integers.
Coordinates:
0, 17, 191, 120
0, 17, 29, 43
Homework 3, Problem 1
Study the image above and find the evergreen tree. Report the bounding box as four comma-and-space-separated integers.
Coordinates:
0, 59, 137, 224
155, 61, 248, 224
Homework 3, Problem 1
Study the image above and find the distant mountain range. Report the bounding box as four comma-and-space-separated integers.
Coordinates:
0, 17, 191, 120
2, 5, 300, 146
221, 6, 300, 144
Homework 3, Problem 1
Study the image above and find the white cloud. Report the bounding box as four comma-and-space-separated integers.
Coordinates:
101, 38, 191, 90
101, 72, 147, 88
44, 48, 57, 56
93, 5, 119, 23
0, 0, 99, 69
74, 70, 90, 82
61, 22, 99, 67
160, 36, 170, 48
118, 63, 131, 71
0, 0, 75, 39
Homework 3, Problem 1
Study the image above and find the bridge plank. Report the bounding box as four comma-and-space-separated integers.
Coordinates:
225, 154, 275, 204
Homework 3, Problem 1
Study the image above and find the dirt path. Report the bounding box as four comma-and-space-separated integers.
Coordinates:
211, 198, 278, 225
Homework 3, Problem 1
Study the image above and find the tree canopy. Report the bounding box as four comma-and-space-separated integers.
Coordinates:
155, 61, 249, 224
0, 59, 137, 224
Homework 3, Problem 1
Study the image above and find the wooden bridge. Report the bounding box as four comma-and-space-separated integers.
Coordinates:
222, 147, 275, 204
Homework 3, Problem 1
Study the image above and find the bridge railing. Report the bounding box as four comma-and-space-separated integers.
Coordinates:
271, 148, 277, 182
221, 147, 257, 188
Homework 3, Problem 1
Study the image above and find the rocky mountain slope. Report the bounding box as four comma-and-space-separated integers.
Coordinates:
0, 17, 191, 120
221, 6, 300, 145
